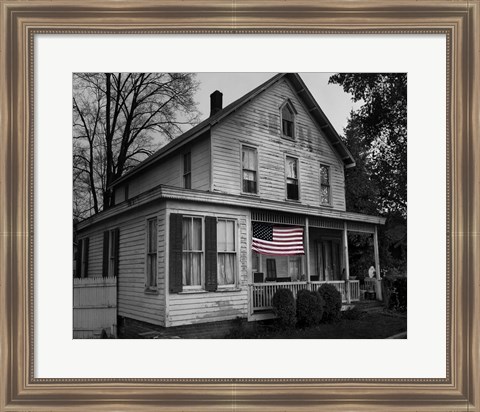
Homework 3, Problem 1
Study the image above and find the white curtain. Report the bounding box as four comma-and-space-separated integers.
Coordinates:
182, 252, 201, 286
182, 217, 202, 286
218, 253, 235, 285
242, 147, 257, 170
286, 157, 297, 179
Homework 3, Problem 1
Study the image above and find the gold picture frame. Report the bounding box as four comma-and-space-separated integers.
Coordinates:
1, 0, 479, 410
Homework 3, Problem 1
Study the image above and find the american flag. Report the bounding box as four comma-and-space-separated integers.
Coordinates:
252, 222, 304, 256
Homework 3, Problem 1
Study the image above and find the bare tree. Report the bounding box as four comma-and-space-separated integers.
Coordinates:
73, 73, 200, 219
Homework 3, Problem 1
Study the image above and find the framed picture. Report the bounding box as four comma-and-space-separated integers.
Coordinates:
1, 1, 478, 410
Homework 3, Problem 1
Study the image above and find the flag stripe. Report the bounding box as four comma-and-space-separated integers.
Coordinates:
254, 239, 303, 247
272, 236, 303, 241
252, 246, 303, 256
252, 243, 304, 251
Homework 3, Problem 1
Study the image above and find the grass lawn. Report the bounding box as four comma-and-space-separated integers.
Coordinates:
228, 312, 407, 339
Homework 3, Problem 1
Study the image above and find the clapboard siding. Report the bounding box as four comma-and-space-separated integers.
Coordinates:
78, 202, 167, 326
114, 135, 211, 203
211, 79, 346, 211
168, 292, 249, 325
191, 136, 210, 190
165, 201, 250, 327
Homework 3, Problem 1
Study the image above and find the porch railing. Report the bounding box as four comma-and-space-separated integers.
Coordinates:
249, 280, 360, 312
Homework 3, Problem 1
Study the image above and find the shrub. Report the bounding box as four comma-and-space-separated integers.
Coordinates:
381, 276, 395, 308
394, 277, 407, 311
318, 284, 342, 323
296, 289, 325, 327
272, 288, 296, 329
382, 276, 407, 312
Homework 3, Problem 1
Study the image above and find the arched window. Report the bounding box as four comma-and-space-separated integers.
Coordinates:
280, 101, 296, 139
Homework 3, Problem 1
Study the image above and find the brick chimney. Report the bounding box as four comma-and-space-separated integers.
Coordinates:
210, 90, 223, 117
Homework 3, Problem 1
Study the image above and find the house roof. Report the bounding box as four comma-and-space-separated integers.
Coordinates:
110, 73, 355, 189
77, 184, 386, 231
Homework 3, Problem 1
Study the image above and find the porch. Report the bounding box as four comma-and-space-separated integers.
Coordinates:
248, 210, 384, 319
249, 280, 360, 313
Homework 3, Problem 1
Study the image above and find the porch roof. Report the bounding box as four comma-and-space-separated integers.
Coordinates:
77, 185, 386, 231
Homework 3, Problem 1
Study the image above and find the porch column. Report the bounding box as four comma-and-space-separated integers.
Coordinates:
343, 222, 351, 303
305, 217, 310, 282
373, 225, 383, 301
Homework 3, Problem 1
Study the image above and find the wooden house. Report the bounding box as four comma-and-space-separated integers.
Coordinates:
75, 73, 386, 331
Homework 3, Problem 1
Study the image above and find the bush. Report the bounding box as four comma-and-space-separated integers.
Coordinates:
296, 289, 325, 327
394, 277, 407, 311
381, 276, 394, 308
272, 288, 296, 329
318, 284, 342, 323
382, 276, 407, 312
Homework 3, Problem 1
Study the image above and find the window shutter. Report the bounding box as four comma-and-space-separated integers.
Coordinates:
83, 237, 89, 277
102, 231, 109, 277
75, 239, 82, 278
205, 216, 218, 292
113, 228, 120, 277
169, 213, 183, 293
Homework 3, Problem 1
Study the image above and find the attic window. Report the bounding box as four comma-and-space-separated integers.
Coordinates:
281, 102, 295, 139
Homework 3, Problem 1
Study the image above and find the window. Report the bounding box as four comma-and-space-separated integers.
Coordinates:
102, 228, 119, 277
288, 256, 302, 281
182, 216, 203, 287
285, 156, 299, 200
146, 218, 157, 290
266, 259, 277, 280
281, 102, 295, 139
242, 146, 257, 194
320, 164, 331, 205
170, 214, 218, 293
217, 219, 236, 286
183, 152, 191, 189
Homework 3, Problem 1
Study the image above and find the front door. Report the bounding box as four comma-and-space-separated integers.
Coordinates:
315, 240, 341, 281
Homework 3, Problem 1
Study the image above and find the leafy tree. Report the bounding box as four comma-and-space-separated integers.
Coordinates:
330, 73, 407, 217
329, 73, 407, 275
73, 73, 200, 219
342, 113, 379, 216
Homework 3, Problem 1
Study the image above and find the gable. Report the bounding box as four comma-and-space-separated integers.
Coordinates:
211, 77, 347, 211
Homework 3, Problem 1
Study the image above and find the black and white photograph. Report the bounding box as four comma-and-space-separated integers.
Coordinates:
72, 72, 407, 339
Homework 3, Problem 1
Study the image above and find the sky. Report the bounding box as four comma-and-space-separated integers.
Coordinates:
193, 73, 362, 136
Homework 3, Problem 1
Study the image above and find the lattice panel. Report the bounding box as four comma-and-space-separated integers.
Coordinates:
251, 210, 306, 226
347, 222, 375, 233
308, 216, 343, 230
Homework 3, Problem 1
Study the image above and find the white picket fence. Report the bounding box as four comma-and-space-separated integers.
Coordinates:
73, 277, 117, 339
